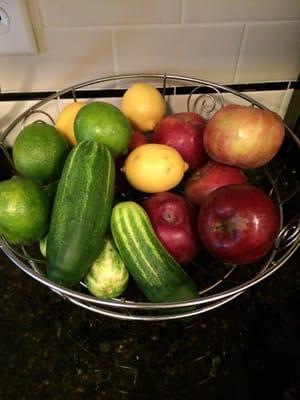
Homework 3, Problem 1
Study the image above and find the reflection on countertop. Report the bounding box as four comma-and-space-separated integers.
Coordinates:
0, 249, 299, 400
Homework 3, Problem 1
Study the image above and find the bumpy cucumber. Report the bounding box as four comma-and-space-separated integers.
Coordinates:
110, 201, 198, 303
85, 237, 129, 299
46, 140, 115, 287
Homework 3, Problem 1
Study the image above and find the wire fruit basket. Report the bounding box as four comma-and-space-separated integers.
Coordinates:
0, 74, 299, 321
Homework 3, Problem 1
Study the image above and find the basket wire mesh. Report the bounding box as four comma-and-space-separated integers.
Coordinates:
0, 74, 299, 321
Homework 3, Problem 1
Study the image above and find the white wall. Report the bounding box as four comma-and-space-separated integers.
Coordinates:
0, 0, 299, 92
0, 0, 299, 138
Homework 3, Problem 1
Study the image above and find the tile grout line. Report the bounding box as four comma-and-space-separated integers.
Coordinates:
180, 0, 184, 24
233, 23, 247, 83
111, 26, 117, 76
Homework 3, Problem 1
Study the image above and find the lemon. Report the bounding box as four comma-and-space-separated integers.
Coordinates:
121, 83, 166, 132
123, 143, 189, 193
0, 176, 50, 246
74, 102, 131, 157
12, 122, 69, 183
55, 101, 87, 145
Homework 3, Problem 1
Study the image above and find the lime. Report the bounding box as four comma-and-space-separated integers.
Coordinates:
12, 122, 69, 183
55, 101, 87, 145
74, 102, 131, 157
0, 176, 50, 246
121, 83, 166, 132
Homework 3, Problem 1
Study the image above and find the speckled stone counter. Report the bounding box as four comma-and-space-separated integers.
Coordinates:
0, 249, 299, 400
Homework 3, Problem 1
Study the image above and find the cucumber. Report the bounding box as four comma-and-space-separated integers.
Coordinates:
85, 237, 129, 299
110, 201, 198, 303
46, 140, 115, 287
39, 235, 47, 257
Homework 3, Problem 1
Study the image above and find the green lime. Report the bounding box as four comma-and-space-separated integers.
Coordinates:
0, 176, 50, 246
74, 102, 131, 156
12, 122, 69, 183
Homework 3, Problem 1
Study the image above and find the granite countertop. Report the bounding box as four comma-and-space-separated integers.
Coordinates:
0, 249, 299, 400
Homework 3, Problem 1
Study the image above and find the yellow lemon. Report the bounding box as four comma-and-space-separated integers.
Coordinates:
121, 83, 166, 132
123, 143, 189, 193
55, 101, 87, 145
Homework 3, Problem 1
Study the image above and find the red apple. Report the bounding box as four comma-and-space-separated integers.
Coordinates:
184, 160, 248, 205
203, 104, 285, 168
152, 112, 207, 171
197, 184, 280, 265
128, 130, 148, 151
142, 192, 200, 264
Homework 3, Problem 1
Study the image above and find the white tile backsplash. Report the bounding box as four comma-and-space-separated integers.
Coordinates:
0, 99, 60, 146
224, 90, 287, 115
0, 0, 299, 97
167, 89, 287, 120
38, 0, 181, 27
0, 27, 114, 92
113, 24, 244, 83
182, 0, 300, 22
279, 89, 295, 118
235, 21, 300, 83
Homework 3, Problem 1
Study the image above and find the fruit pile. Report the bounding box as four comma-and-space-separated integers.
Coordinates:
0, 82, 286, 305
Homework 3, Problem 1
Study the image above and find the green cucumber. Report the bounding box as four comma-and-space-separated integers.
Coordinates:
85, 237, 129, 299
110, 201, 198, 303
46, 140, 115, 287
